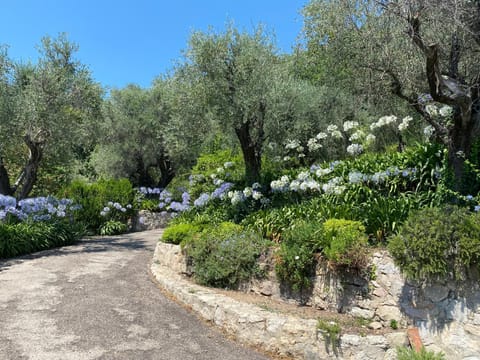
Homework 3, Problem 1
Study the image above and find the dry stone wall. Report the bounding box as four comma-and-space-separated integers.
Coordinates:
155, 241, 480, 359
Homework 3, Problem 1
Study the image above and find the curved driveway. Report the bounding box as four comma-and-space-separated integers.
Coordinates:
0, 229, 269, 360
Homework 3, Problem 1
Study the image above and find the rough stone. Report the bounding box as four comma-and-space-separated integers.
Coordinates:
424, 284, 450, 302
368, 321, 383, 330
133, 210, 172, 231
385, 332, 408, 347
351, 306, 375, 319
376, 305, 403, 322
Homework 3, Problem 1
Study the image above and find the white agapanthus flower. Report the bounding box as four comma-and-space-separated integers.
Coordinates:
439, 105, 453, 118
327, 124, 338, 133
297, 171, 310, 181
307, 138, 322, 151
346, 143, 364, 156
316, 132, 328, 140
366, 133, 376, 143
348, 171, 365, 184
349, 130, 364, 142
322, 177, 345, 195
423, 125, 435, 138
343, 121, 359, 132
370, 115, 397, 130
271, 175, 290, 192
285, 139, 301, 149
252, 191, 263, 200
331, 130, 343, 139
243, 187, 253, 198
316, 167, 333, 177
289, 180, 301, 191
425, 104, 439, 117
230, 191, 245, 205
398, 116, 413, 132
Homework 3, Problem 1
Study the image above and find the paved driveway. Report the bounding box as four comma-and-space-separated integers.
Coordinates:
0, 229, 269, 360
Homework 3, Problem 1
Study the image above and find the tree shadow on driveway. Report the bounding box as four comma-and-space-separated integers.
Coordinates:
0, 230, 159, 272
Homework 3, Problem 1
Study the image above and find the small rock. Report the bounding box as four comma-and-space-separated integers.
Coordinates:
368, 321, 383, 330
351, 306, 374, 319
373, 287, 387, 298
376, 305, 402, 322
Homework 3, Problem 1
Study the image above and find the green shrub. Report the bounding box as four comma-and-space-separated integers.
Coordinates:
189, 149, 244, 199
161, 223, 202, 245
320, 218, 369, 268
397, 347, 445, 360
0, 221, 84, 258
274, 221, 323, 291
99, 220, 128, 236
388, 206, 480, 282
59, 178, 135, 233
184, 223, 268, 288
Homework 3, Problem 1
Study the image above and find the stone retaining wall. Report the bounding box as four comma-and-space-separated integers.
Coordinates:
152, 243, 406, 360
153, 242, 480, 359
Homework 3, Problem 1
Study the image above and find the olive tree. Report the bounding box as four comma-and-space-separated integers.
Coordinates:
92, 82, 175, 188
180, 26, 282, 183
0, 34, 103, 199
300, 0, 480, 191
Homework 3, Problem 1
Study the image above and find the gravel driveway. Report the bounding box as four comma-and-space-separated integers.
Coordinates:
0, 229, 269, 360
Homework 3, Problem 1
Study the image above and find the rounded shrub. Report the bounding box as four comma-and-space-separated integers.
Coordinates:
320, 218, 369, 268
184, 222, 268, 288
388, 206, 480, 282
161, 223, 202, 245
274, 221, 323, 291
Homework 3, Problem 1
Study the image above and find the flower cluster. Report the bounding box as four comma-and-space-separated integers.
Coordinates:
100, 201, 132, 217
346, 143, 364, 156
137, 187, 162, 196
269, 163, 418, 196
0, 195, 80, 223
370, 115, 398, 130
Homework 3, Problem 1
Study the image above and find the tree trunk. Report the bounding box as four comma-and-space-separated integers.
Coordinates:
0, 156, 13, 196
235, 121, 262, 184
133, 154, 155, 187
16, 135, 44, 200
156, 153, 175, 189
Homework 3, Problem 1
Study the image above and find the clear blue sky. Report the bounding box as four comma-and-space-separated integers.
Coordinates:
1, 0, 306, 89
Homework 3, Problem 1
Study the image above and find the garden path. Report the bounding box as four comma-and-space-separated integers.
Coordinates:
0, 229, 269, 360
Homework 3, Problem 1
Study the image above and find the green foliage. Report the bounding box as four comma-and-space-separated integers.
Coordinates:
99, 220, 128, 236
320, 219, 368, 265
0, 221, 84, 259
91, 83, 175, 188
390, 319, 399, 330
139, 198, 161, 212
275, 241, 318, 292
161, 223, 202, 245
188, 149, 244, 198
0, 34, 103, 199
397, 347, 446, 360
388, 206, 480, 282
274, 221, 323, 291
317, 320, 341, 353
59, 178, 135, 233
183, 222, 268, 288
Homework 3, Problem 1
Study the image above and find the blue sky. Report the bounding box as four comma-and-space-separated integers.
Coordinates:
1, 0, 306, 89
